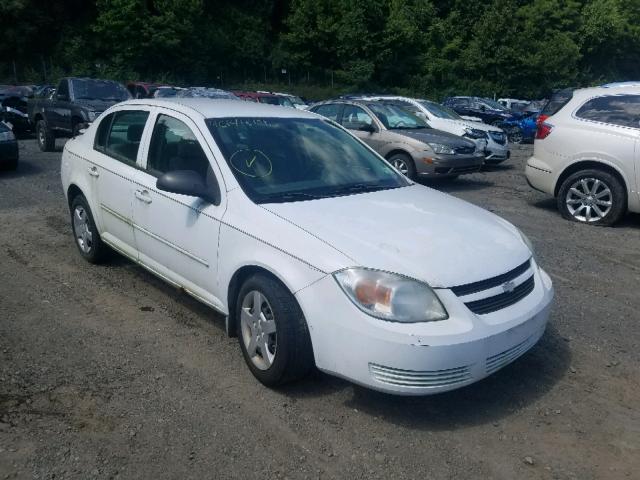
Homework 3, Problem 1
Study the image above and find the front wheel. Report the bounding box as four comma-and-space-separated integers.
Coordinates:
557, 169, 626, 226
36, 120, 55, 152
236, 273, 314, 387
388, 153, 416, 180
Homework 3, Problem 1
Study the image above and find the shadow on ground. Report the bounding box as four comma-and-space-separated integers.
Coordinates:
283, 324, 570, 430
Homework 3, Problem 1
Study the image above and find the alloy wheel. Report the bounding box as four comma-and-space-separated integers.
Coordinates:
391, 158, 409, 175
240, 290, 277, 370
72, 206, 93, 253
565, 177, 613, 223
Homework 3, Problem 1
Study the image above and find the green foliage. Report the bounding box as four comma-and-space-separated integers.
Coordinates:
1, 0, 639, 99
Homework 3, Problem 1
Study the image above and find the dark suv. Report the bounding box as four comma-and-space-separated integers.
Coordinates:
442, 96, 520, 126
28, 77, 130, 151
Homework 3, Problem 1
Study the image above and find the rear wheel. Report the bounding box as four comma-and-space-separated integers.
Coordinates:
557, 169, 626, 226
236, 273, 314, 387
388, 153, 416, 180
70, 194, 109, 263
36, 119, 55, 152
507, 127, 523, 144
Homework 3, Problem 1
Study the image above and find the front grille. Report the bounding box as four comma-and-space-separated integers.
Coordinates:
434, 165, 481, 175
369, 363, 471, 388
464, 275, 535, 315
452, 260, 531, 296
486, 334, 535, 374
488, 131, 506, 145
455, 145, 475, 155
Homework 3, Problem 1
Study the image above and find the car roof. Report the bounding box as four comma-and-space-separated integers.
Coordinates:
122, 98, 319, 119
571, 85, 640, 99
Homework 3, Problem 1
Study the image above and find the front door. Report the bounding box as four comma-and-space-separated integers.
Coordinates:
91, 108, 151, 259
133, 110, 225, 310
339, 104, 385, 151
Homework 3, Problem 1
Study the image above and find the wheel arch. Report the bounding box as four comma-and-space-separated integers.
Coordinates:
66, 184, 84, 209
554, 160, 628, 199
385, 149, 412, 161
225, 264, 296, 338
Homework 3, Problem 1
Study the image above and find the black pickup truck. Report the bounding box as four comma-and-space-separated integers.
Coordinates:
28, 77, 130, 151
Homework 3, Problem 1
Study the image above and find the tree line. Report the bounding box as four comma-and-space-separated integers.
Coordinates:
1, 0, 639, 99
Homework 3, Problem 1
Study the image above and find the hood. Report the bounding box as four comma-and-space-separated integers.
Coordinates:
262, 184, 531, 288
394, 128, 475, 148
75, 99, 122, 113
439, 118, 502, 134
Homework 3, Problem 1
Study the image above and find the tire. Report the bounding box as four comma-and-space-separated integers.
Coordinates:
508, 127, 523, 144
70, 194, 109, 263
36, 119, 55, 152
388, 152, 417, 180
557, 169, 626, 226
236, 273, 314, 387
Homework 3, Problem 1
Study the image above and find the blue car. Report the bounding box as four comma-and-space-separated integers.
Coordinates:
496, 111, 539, 144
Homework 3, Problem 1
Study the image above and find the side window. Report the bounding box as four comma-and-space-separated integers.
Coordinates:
455, 98, 469, 107
313, 104, 340, 121
575, 95, 640, 128
103, 110, 149, 165
94, 112, 115, 152
147, 114, 210, 180
57, 80, 69, 99
341, 105, 374, 130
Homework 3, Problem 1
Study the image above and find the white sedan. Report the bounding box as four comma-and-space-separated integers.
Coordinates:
61, 98, 554, 395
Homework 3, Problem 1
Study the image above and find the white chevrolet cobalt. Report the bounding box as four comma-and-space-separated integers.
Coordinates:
61, 99, 554, 395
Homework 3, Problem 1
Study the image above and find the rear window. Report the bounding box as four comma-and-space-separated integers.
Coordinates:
575, 95, 640, 128
541, 89, 573, 116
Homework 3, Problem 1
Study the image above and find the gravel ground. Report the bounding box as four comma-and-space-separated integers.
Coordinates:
1, 139, 639, 480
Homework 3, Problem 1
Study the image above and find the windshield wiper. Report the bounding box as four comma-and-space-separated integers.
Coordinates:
259, 191, 323, 203
323, 183, 393, 197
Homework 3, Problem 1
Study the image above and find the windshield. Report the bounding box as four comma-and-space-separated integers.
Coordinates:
418, 100, 462, 120
288, 96, 305, 106
155, 88, 180, 98
480, 98, 509, 111
207, 117, 408, 204
366, 103, 428, 129
71, 79, 130, 102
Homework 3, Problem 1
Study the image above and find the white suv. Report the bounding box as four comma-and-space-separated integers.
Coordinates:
526, 85, 640, 226
61, 98, 553, 395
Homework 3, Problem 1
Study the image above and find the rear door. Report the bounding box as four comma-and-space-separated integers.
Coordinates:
132, 109, 225, 310
91, 107, 151, 259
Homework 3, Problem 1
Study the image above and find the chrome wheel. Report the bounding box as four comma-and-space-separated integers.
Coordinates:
391, 158, 409, 175
240, 290, 277, 370
565, 177, 613, 223
509, 128, 523, 144
38, 126, 45, 146
72, 206, 93, 253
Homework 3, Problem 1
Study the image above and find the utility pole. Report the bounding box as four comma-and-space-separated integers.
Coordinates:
12, 60, 18, 84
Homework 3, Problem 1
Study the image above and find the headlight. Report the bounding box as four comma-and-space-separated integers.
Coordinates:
464, 128, 486, 139
87, 111, 97, 121
427, 143, 456, 155
333, 268, 449, 323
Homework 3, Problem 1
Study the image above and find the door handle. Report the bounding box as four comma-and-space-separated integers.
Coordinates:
135, 189, 153, 204
88, 166, 99, 178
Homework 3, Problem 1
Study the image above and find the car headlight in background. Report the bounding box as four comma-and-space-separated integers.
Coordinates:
333, 268, 449, 323
427, 143, 456, 155
463, 127, 486, 139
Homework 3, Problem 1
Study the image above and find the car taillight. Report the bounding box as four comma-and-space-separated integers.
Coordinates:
536, 114, 548, 127
536, 122, 553, 140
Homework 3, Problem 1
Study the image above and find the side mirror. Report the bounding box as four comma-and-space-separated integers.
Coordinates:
358, 123, 376, 133
156, 170, 220, 204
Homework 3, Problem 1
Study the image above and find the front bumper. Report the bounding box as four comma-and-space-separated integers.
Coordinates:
296, 263, 554, 395
415, 153, 485, 178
